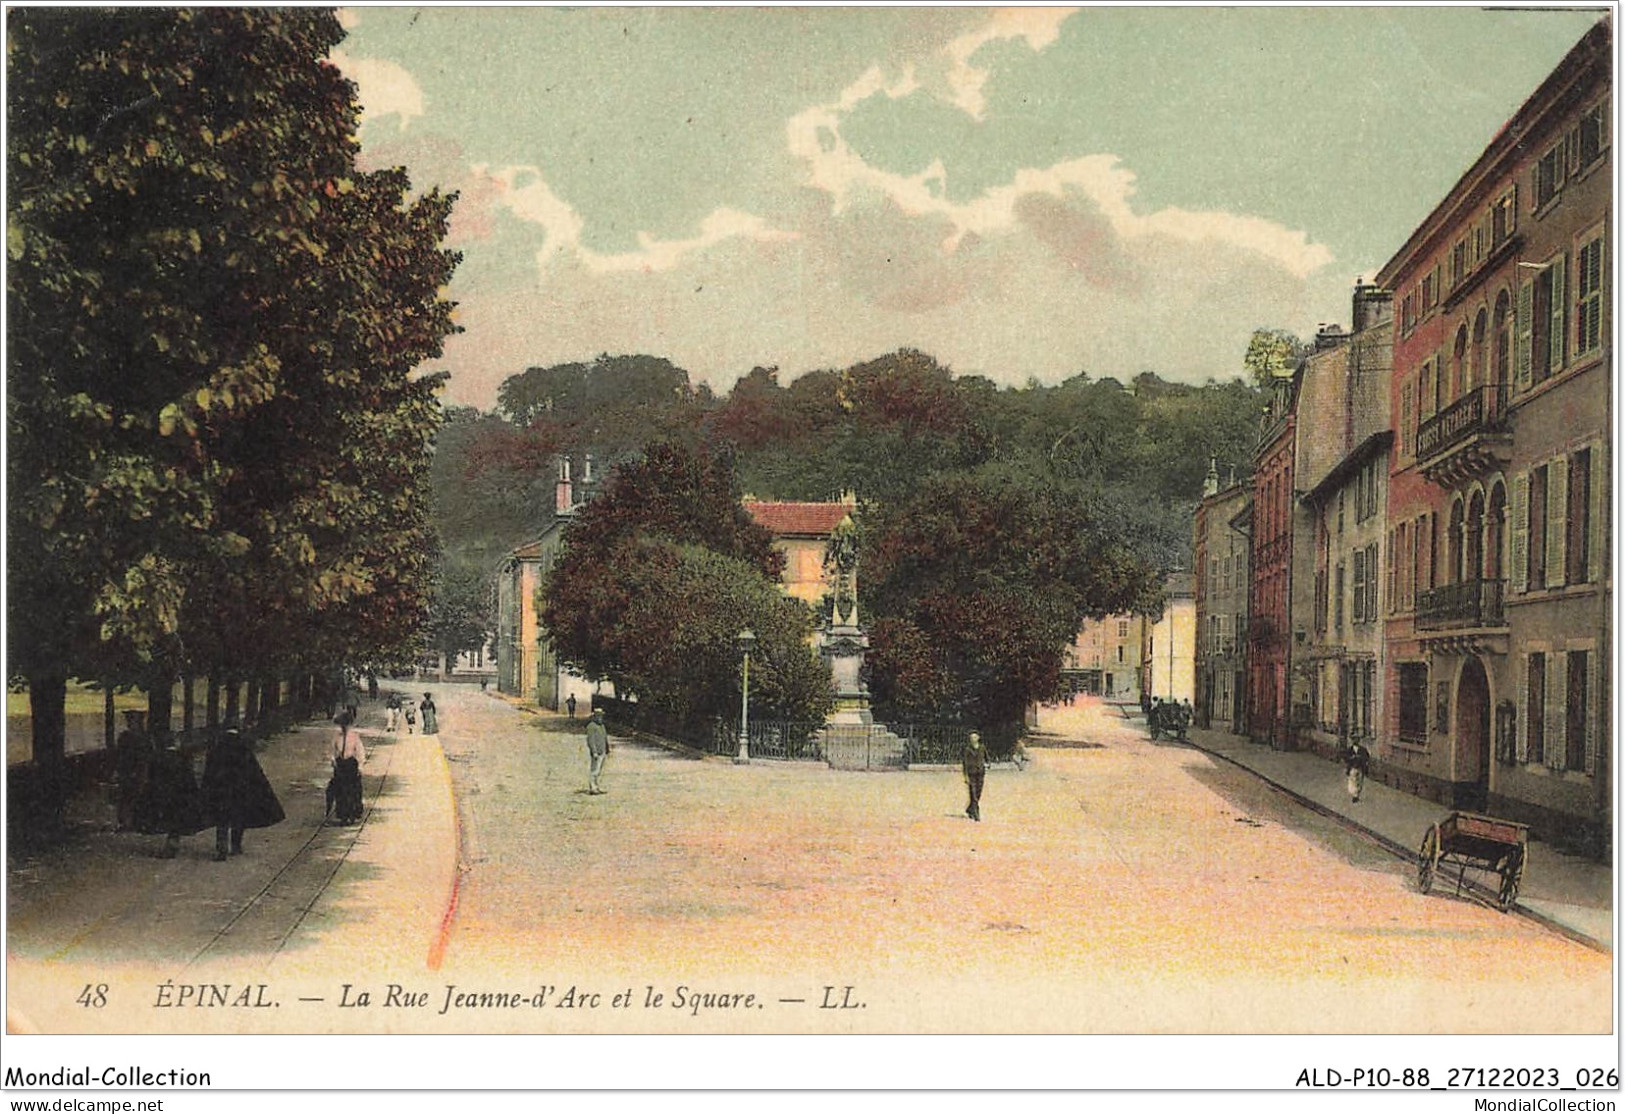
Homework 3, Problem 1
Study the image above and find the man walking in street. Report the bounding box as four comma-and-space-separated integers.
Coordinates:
566, 693, 577, 720
585, 708, 610, 794
962, 732, 986, 821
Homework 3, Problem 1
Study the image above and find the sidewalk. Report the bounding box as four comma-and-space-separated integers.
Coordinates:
6, 689, 459, 999
1177, 721, 1613, 952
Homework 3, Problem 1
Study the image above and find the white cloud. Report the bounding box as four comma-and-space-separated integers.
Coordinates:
943, 7, 1076, 119
331, 50, 425, 130
584, 208, 800, 274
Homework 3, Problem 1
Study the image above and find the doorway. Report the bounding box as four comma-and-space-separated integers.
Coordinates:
1456, 657, 1492, 810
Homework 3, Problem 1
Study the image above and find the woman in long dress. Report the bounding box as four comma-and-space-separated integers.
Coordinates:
419, 692, 438, 736
328, 711, 366, 824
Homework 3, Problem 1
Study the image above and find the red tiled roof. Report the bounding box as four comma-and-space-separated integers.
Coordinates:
744, 501, 852, 538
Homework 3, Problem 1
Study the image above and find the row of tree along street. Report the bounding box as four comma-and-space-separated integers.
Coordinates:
8, 10, 461, 826
436, 350, 1276, 740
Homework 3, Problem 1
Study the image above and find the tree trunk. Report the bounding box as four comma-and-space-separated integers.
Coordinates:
147, 676, 174, 736
245, 680, 260, 725
224, 678, 241, 726
206, 675, 220, 731
103, 685, 116, 751
27, 670, 68, 826
182, 675, 195, 737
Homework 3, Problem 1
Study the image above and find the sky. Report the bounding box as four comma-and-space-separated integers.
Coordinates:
333, 5, 1607, 409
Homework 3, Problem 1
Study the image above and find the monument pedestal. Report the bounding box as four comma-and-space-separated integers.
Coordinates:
815, 623, 905, 769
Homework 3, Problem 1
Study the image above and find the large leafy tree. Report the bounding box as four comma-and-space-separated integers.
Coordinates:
8, 9, 458, 792
862, 468, 1158, 727
542, 440, 829, 724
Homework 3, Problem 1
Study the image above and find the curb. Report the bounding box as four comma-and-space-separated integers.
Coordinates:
1180, 732, 1611, 954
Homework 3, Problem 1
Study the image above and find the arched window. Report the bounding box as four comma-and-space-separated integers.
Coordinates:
1467, 490, 1486, 582
1452, 324, 1470, 401
1486, 482, 1507, 581
1448, 498, 1465, 584
1470, 308, 1488, 394
1492, 290, 1512, 397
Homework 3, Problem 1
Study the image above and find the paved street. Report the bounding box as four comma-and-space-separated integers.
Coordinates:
436, 690, 1610, 1033
5, 686, 1610, 1034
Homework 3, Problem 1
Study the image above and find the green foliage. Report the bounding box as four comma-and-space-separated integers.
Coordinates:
862, 468, 1158, 727
8, 8, 458, 771
542, 441, 828, 724
1242, 328, 1306, 387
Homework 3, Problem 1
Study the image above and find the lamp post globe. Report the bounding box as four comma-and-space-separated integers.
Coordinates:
736, 628, 757, 764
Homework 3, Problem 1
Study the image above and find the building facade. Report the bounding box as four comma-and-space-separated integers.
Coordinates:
743, 498, 857, 613
1297, 288, 1396, 760
1145, 572, 1196, 704
1246, 370, 1301, 747
1063, 613, 1147, 701
1374, 20, 1609, 847
1194, 464, 1250, 733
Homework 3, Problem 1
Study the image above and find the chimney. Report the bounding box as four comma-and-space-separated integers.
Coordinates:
1351, 279, 1393, 333
1202, 458, 1220, 498
555, 456, 573, 515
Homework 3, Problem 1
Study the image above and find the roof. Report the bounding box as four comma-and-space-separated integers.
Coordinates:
744, 500, 853, 538
1300, 431, 1395, 508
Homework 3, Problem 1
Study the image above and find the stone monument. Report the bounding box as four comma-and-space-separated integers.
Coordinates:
815, 514, 906, 768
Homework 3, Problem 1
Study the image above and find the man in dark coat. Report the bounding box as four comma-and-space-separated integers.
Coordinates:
201, 722, 285, 861
961, 732, 986, 821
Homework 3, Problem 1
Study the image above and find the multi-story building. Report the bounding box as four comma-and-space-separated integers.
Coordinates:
1062, 613, 1147, 701
495, 456, 597, 710
1194, 463, 1250, 734
743, 497, 857, 614
1375, 19, 1609, 848
1144, 572, 1196, 704
1298, 287, 1395, 759
1246, 367, 1302, 747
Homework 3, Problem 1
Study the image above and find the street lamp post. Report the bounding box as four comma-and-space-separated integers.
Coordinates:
736, 628, 757, 764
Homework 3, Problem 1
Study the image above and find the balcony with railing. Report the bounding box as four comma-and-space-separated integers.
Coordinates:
1415, 384, 1510, 485
1416, 578, 1506, 631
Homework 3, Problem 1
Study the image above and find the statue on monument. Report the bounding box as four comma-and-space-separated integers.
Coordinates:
823, 513, 859, 628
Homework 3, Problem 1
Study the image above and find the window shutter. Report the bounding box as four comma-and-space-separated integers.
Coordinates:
1585, 648, 1600, 776
1550, 254, 1567, 373
1516, 281, 1534, 392
1515, 658, 1529, 763
1567, 126, 1581, 175
1546, 456, 1567, 589
1547, 652, 1567, 769
1510, 471, 1529, 592
1589, 440, 1607, 584
1369, 542, 1380, 619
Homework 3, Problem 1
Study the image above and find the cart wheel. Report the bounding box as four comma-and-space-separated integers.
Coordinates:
1497, 845, 1525, 911
1417, 824, 1440, 895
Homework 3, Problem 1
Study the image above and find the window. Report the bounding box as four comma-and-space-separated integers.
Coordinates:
1351, 550, 1366, 624
1334, 562, 1345, 633
1117, 620, 1129, 638
1492, 186, 1518, 247
1528, 463, 1548, 589
1421, 269, 1437, 309
1566, 650, 1588, 771
1450, 239, 1468, 289
1365, 542, 1379, 620
1399, 663, 1428, 742
1401, 292, 1417, 334
1116, 645, 1124, 664
1567, 449, 1591, 584
1527, 653, 1547, 765
1535, 139, 1565, 208
1576, 233, 1604, 358
1577, 99, 1609, 170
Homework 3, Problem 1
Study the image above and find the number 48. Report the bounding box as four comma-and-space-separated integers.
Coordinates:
76, 984, 108, 1009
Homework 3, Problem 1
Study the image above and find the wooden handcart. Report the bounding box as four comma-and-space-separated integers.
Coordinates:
1416, 810, 1528, 912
